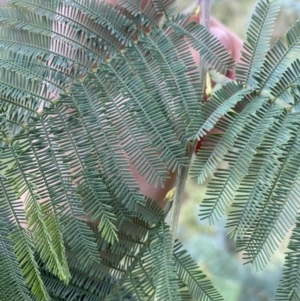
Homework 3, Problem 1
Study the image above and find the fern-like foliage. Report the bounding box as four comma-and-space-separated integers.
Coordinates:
0, 0, 234, 300
3, 0, 300, 299
190, 0, 300, 299
173, 241, 224, 301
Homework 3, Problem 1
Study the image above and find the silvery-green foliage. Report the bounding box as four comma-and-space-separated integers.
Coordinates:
0, 0, 233, 300
1, 0, 300, 300
191, 0, 300, 300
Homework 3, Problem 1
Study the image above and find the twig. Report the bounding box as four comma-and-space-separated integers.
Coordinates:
169, 0, 211, 245
199, 0, 211, 88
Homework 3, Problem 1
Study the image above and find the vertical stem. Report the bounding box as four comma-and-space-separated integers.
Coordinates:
169, 0, 211, 244
199, 0, 211, 96
200, 0, 211, 33
169, 162, 190, 244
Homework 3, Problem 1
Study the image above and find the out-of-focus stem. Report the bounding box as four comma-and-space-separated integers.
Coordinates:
200, 0, 211, 32
199, 0, 211, 91
169, 1, 211, 245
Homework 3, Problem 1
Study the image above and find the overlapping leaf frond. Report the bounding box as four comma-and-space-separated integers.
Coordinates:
276, 217, 300, 301
1, 141, 70, 282
167, 14, 235, 75
227, 110, 296, 240
259, 20, 300, 90
151, 0, 176, 18
117, 0, 161, 27
190, 94, 268, 184
174, 240, 224, 301
271, 59, 300, 105
188, 82, 254, 141
201, 102, 283, 223
190, 0, 300, 298
0, 182, 33, 301
150, 223, 181, 301
0, 0, 232, 299
0, 175, 50, 301
236, 0, 281, 86
239, 120, 300, 270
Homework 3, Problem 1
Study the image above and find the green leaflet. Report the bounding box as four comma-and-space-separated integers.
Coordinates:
151, 0, 176, 18
174, 240, 224, 301
190, 95, 268, 184
150, 223, 181, 301
0, 187, 33, 301
259, 19, 300, 91
189, 81, 253, 141
167, 14, 235, 74
277, 216, 300, 301
2, 142, 69, 283
227, 110, 295, 240
271, 59, 300, 105
235, 0, 281, 87
241, 118, 300, 270
200, 102, 282, 223
0, 175, 49, 301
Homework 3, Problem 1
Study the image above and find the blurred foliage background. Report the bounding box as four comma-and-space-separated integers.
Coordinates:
176, 1, 300, 301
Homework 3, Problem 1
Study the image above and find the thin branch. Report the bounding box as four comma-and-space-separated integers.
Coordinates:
169, 0, 211, 244
199, 0, 211, 93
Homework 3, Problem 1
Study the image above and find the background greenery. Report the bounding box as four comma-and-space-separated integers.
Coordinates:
177, 1, 299, 300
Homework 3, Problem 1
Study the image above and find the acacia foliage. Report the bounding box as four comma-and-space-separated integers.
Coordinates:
0, 0, 232, 300
1, 0, 300, 300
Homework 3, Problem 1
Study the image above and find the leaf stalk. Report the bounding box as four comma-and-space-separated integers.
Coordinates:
169, 0, 211, 244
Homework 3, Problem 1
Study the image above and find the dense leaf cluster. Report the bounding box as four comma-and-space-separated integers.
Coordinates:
1, 0, 300, 300
0, 0, 232, 300
191, 0, 300, 300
